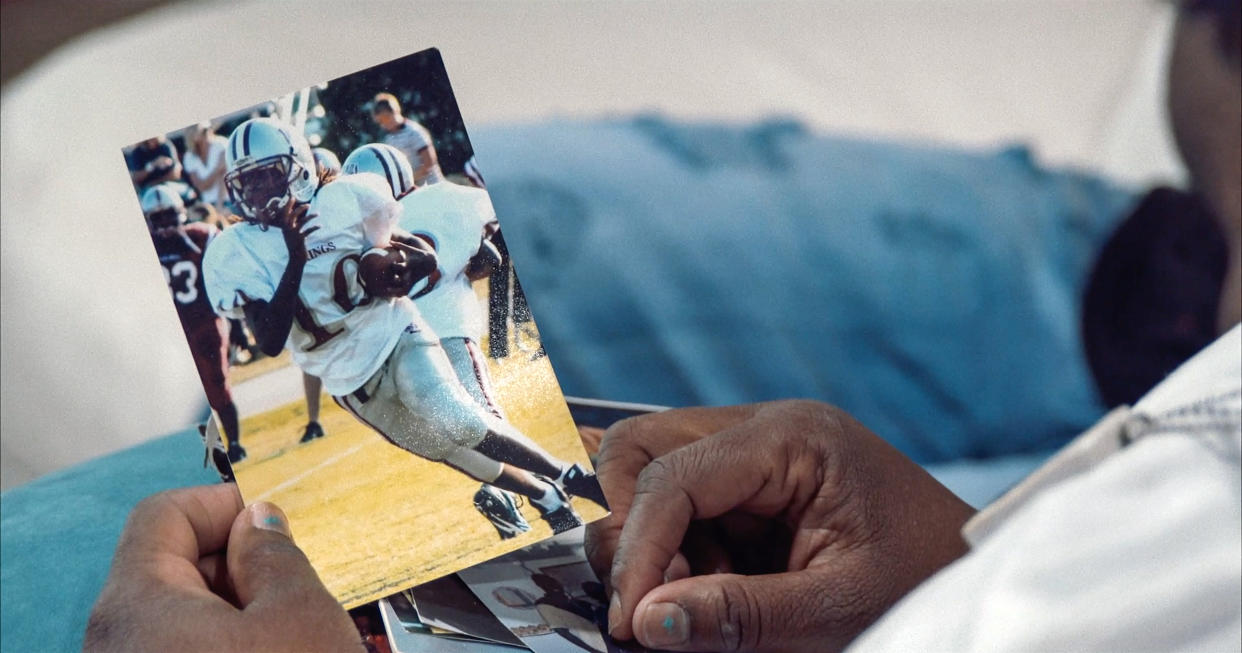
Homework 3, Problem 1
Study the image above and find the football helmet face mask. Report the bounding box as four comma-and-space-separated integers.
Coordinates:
342, 143, 415, 199
140, 184, 187, 239
224, 118, 317, 227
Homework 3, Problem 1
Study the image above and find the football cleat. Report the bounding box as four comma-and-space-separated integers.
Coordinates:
473, 484, 532, 540
227, 442, 248, 465
534, 482, 583, 534
561, 464, 608, 509
229, 345, 254, 366
197, 422, 234, 483
298, 421, 325, 444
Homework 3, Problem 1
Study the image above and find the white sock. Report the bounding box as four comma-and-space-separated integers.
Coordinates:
531, 483, 566, 512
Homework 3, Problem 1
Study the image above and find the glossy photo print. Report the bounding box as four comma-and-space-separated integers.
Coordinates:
380, 590, 523, 653
122, 48, 607, 608
459, 527, 646, 653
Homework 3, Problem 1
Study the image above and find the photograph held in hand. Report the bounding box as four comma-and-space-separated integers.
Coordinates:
122, 48, 607, 608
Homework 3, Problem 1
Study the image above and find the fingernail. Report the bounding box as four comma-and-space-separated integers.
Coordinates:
607, 593, 623, 636
249, 502, 291, 537
640, 602, 689, 648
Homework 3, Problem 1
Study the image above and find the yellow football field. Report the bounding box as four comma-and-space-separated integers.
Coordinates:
230, 329, 605, 609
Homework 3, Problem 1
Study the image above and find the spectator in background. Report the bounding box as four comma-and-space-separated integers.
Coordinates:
370, 92, 443, 186
126, 134, 182, 192
182, 122, 230, 218
126, 134, 199, 209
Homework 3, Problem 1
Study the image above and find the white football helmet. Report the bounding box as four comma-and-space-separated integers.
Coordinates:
140, 184, 187, 236
224, 118, 317, 224
342, 143, 415, 199
312, 147, 342, 176
140, 183, 185, 214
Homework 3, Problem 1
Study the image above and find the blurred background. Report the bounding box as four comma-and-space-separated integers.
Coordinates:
1, 1, 1185, 489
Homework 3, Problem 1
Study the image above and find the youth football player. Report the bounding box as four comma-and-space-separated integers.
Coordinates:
343, 143, 549, 539
204, 119, 604, 534
142, 184, 245, 464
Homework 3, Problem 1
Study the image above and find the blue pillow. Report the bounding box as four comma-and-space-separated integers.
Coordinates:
475, 116, 1136, 462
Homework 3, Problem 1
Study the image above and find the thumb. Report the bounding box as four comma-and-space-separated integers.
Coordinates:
630, 570, 868, 653
226, 503, 337, 612
226, 503, 365, 651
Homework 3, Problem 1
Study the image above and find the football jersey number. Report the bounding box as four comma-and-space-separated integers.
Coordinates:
292, 254, 371, 351
163, 260, 199, 304
293, 300, 342, 351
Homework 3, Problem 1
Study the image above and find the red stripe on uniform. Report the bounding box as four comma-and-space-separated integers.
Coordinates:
466, 339, 505, 420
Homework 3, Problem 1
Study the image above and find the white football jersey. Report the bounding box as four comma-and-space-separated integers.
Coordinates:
204, 173, 434, 395
399, 182, 497, 341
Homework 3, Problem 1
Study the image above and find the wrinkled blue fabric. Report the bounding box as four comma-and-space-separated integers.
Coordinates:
474, 117, 1136, 462
1, 429, 217, 652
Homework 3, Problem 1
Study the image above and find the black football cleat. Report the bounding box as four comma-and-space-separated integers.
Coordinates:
298, 421, 325, 444
561, 464, 608, 510
197, 422, 234, 483
227, 442, 247, 465
535, 483, 583, 534
474, 484, 532, 540
210, 444, 235, 483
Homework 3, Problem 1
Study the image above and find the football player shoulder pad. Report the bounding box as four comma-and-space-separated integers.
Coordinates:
200, 221, 281, 312
320, 172, 403, 244
447, 181, 497, 223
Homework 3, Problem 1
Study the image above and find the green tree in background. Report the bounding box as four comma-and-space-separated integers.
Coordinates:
315, 48, 475, 174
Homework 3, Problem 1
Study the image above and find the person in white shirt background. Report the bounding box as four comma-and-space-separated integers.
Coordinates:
371, 91, 443, 187
181, 121, 231, 219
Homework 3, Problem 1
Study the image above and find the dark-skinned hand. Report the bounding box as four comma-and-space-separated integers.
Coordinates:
269, 200, 318, 263
84, 484, 363, 653
585, 400, 977, 653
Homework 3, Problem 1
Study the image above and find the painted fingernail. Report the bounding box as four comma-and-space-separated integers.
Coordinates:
249, 503, 291, 537
640, 602, 689, 648
607, 593, 623, 636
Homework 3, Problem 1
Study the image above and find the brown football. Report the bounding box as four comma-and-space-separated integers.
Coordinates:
357, 246, 413, 298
